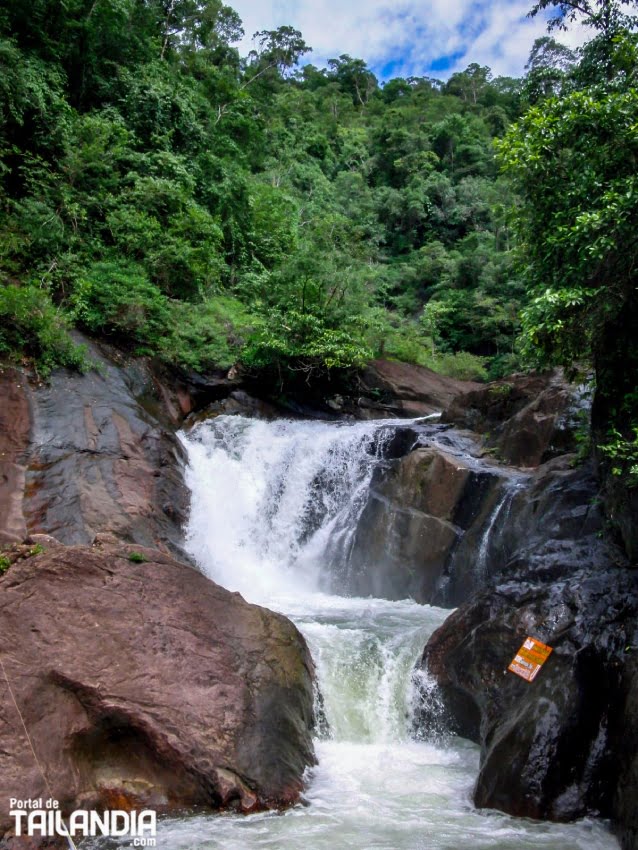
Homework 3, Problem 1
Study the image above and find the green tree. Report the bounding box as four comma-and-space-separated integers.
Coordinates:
499, 20, 638, 519
445, 63, 492, 105
0, 0, 524, 385
522, 36, 576, 102
327, 55, 378, 107
499, 80, 638, 418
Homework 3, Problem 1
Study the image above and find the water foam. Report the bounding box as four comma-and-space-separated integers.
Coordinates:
171, 415, 620, 850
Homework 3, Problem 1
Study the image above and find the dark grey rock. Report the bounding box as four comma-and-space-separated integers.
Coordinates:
416, 562, 638, 828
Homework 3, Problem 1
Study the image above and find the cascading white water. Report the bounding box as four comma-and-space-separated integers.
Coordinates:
142, 414, 619, 850
183, 415, 395, 601
474, 483, 522, 581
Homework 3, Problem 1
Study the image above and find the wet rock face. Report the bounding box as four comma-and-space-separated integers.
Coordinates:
344, 441, 504, 602
185, 390, 284, 424
615, 657, 638, 850
417, 564, 638, 825
0, 541, 316, 843
602, 471, 638, 564
0, 341, 189, 558
342, 420, 614, 607
487, 457, 617, 584
443, 371, 585, 467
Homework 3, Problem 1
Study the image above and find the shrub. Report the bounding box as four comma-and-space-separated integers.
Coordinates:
128, 551, 147, 563
71, 260, 171, 354
598, 427, 638, 488
161, 297, 251, 371
431, 351, 488, 382
0, 284, 87, 376
242, 309, 372, 374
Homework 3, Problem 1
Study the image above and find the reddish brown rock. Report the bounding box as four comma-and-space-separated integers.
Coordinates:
0, 541, 316, 845
357, 359, 481, 418
0, 367, 31, 545
342, 439, 506, 602
388, 448, 473, 519
146, 360, 242, 427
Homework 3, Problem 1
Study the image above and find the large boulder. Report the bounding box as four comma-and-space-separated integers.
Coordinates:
222, 359, 480, 421
486, 456, 617, 580
0, 540, 316, 846
338, 418, 615, 607
416, 561, 638, 833
443, 371, 585, 467
340, 440, 506, 602
0, 340, 189, 558
354, 359, 481, 419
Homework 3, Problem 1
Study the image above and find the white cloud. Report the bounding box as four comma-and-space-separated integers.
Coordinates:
228, 0, 589, 80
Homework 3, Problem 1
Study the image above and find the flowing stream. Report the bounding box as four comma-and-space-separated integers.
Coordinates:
153, 415, 618, 850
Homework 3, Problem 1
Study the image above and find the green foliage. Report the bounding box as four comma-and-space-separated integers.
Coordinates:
128, 552, 148, 563
0, 284, 87, 376
71, 260, 172, 354
0, 555, 10, 574
364, 309, 488, 380
497, 27, 638, 457
243, 309, 371, 374
0, 0, 529, 383
598, 427, 638, 486
499, 2, 638, 525
163, 297, 251, 370
430, 351, 488, 381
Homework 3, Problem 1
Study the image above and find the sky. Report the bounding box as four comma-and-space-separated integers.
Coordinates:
229, 0, 589, 81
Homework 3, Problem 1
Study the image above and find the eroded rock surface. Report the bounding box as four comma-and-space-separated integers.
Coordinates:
339, 415, 615, 607
0, 367, 31, 545
344, 436, 505, 602
0, 541, 316, 845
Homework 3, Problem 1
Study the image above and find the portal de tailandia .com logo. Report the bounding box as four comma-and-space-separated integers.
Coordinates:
9, 798, 157, 847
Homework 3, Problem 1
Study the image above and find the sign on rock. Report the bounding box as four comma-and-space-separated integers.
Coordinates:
508, 637, 553, 683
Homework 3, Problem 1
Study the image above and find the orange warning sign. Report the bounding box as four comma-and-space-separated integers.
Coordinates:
508, 636, 553, 682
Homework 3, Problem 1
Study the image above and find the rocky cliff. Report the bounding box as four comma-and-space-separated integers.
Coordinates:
337, 371, 617, 607
1, 349, 636, 848
417, 562, 637, 825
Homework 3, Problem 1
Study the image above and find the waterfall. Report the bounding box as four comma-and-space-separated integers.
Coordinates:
475, 487, 513, 579
164, 414, 620, 850
182, 415, 398, 602
474, 477, 529, 582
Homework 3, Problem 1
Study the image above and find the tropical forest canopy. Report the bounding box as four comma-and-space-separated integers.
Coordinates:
1, 0, 637, 476
0, 0, 543, 382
